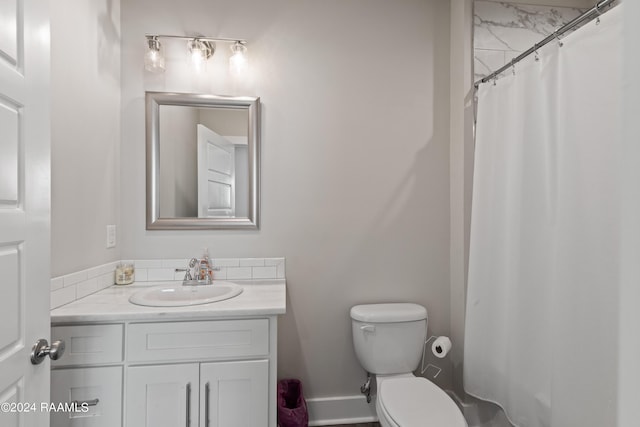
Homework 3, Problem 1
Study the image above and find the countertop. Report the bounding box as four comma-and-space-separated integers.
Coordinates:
50, 279, 286, 323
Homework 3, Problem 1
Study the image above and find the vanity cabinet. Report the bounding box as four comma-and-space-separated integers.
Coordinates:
50, 366, 123, 427
126, 364, 199, 427
127, 360, 268, 427
51, 317, 278, 427
50, 324, 124, 427
201, 359, 269, 427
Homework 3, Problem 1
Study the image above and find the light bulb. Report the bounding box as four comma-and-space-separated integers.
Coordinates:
188, 39, 214, 72
144, 37, 165, 73
229, 41, 248, 76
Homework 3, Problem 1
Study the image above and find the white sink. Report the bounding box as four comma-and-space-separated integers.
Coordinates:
129, 281, 243, 307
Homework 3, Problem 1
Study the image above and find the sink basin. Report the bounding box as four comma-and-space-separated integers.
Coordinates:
129, 281, 243, 307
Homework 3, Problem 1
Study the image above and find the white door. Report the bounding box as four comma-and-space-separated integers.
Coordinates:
200, 359, 269, 427
0, 0, 51, 426
197, 124, 235, 218
126, 364, 199, 427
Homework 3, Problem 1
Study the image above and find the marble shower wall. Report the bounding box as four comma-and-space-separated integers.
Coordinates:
474, 1, 584, 80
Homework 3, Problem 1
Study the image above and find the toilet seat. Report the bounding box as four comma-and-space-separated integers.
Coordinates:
378, 377, 467, 427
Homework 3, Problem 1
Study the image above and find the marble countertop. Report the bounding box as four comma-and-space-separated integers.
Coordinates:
51, 279, 286, 323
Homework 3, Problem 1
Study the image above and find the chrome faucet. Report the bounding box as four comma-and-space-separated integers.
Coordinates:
175, 257, 219, 286
174, 258, 200, 285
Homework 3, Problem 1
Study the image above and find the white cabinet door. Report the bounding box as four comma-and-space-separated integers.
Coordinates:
50, 367, 122, 427
126, 364, 199, 427
200, 360, 269, 427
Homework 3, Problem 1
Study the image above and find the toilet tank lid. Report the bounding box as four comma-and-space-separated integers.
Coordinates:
350, 303, 427, 323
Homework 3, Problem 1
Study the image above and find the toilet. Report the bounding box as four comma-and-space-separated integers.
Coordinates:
351, 303, 467, 427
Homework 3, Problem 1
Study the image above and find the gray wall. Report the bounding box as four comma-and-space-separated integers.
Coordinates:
619, 2, 640, 425
199, 108, 248, 137
120, 0, 451, 398
51, 0, 121, 277
159, 105, 199, 217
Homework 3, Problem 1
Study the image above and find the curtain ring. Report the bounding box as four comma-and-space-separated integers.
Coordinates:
594, 3, 602, 25
511, 59, 516, 76
534, 43, 539, 62
554, 30, 564, 47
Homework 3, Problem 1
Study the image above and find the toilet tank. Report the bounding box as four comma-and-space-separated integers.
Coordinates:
351, 303, 427, 375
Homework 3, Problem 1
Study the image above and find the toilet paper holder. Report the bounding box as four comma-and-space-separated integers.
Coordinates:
420, 335, 442, 378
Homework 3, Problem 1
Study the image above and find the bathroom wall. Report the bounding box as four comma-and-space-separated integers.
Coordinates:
120, 0, 451, 403
51, 0, 121, 276
159, 105, 199, 217
474, 1, 586, 80
619, 2, 640, 424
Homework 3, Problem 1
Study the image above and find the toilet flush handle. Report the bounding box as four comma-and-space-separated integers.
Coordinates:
360, 324, 376, 333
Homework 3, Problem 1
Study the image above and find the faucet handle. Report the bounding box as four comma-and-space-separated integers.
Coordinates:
175, 267, 193, 281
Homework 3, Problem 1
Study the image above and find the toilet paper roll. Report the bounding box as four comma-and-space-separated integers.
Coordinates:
431, 336, 452, 359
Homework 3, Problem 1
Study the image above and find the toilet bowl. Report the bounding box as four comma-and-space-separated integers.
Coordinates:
350, 303, 467, 427
376, 375, 466, 427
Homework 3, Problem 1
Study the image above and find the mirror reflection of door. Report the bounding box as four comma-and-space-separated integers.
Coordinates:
197, 125, 235, 217
158, 106, 249, 218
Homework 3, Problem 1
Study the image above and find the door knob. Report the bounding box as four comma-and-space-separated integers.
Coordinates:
30, 339, 65, 365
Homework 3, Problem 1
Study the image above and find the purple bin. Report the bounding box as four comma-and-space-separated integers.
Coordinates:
277, 379, 309, 427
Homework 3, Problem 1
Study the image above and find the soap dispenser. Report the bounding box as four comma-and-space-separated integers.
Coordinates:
199, 248, 213, 282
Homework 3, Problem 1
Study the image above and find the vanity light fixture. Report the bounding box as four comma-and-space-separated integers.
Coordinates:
144, 34, 248, 74
229, 41, 248, 76
188, 39, 214, 72
144, 36, 165, 73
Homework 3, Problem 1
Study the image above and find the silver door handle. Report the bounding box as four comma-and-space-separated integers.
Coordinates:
30, 339, 65, 365
72, 398, 99, 407
186, 382, 191, 427
205, 382, 210, 427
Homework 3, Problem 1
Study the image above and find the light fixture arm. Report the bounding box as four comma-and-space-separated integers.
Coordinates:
143, 34, 248, 74
145, 34, 247, 46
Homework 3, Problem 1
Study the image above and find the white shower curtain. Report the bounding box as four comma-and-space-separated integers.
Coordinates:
464, 6, 622, 427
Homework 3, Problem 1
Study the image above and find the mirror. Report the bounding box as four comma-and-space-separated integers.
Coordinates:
146, 92, 260, 229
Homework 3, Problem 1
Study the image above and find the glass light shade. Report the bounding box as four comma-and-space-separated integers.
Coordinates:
144, 38, 165, 73
188, 39, 213, 72
229, 42, 248, 76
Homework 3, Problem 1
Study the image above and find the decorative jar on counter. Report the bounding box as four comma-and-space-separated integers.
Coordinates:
115, 263, 135, 285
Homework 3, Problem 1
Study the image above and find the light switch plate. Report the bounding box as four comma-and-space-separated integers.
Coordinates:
106, 225, 116, 248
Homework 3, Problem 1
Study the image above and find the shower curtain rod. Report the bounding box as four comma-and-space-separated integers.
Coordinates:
474, 0, 616, 88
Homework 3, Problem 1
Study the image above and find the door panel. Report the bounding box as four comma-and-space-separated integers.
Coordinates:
0, 0, 51, 425
197, 124, 235, 217
0, 0, 19, 68
0, 97, 19, 204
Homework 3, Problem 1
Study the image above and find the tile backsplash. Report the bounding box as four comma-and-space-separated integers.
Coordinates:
51, 257, 285, 310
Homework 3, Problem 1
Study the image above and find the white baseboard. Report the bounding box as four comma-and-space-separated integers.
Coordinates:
307, 394, 378, 426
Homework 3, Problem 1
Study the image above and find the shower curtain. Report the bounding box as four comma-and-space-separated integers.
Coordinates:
464, 5, 622, 427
